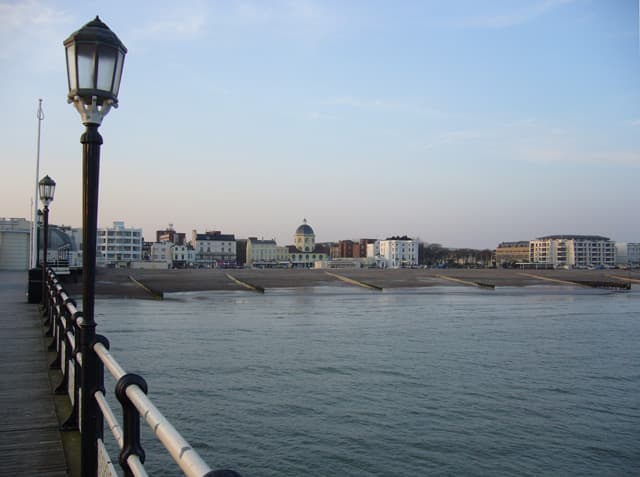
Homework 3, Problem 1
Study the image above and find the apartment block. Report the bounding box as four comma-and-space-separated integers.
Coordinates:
97, 221, 143, 267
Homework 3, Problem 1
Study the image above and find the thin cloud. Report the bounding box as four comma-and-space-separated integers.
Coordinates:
131, 0, 341, 43
514, 147, 640, 166
457, 0, 574, 29
131, 3, 207, 41
322, 96, 405, 110
319, 96, 460, 119
0, 0, 70, 28
0, 0, 73, 66
306, 111, 338, 121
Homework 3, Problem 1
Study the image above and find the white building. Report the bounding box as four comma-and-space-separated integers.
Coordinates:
192, 230, 236, 267
378, 236, 419, 268
530, 235, 616, 268
172, 245, 196, 268
0, 218, 31, 270
287, 220, 328, 268
615, 243, 640, 268
150, 241, 173, 263
366, 241, 380, 259
246, 238, 289, 267
97, 221, 143, 267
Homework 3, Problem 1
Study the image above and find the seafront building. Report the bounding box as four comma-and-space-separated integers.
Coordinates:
529, 235, 616, 268
495, 241, 530, 266
150, 241, 173, 263
191, 230, 237, 267
156, 225, 186, 245
377, 236, 419, 268
246, 238, 289, 267
287, 220, 329, 268
172, 244, 196, 268
97, 221, 143, 267
366, 241, 380, 259
615, 243, 640, 268
0, 217, 31, 270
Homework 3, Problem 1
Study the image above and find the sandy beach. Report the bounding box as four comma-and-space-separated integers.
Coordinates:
60, 267, 639, 299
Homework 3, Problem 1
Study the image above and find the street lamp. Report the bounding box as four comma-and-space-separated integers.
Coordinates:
39, 175, 56, 304
64, 16, 126, 476
36, 209, 43, 266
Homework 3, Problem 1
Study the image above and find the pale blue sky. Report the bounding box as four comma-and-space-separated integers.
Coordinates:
1, 0, 639, 248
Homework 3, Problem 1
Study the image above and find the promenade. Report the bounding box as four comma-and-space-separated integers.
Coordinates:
62, 267, 639, 298
0, 271, 68, 476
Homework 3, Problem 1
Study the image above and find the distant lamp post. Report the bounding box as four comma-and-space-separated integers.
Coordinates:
39, 175, 56, 304
36, 209, 43, 266
64, 16, 127, 477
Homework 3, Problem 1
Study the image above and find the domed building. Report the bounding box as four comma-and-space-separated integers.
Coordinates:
288, 219, 328, 268
294, 220, 316, 252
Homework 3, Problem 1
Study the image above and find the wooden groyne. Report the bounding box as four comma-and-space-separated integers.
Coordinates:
570, 280, 631, 290
128, 275, 164, 299
520, 273, 630, 290
519, 272, 586, 287
325, 272, 383, 291
608, 274, 640, 285
226, 273, 265, 293
435, 274, 495, 289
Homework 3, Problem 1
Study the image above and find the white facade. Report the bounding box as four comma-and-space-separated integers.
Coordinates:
150, 242, 173, 263
616, 243, 640, 267
378, 237, 419, 268
530, 238, 574, 268
0, 218, 30, 270
172, 245, 196, 267
97, 221, 143, 267
530, 235, 616, 268
288, 220, 328, 268
366, 241, 380, 258
246, 238, 288, 267
192, 231, 236, 267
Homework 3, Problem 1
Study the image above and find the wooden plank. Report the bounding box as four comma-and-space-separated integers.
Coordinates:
0, 271, 68, 476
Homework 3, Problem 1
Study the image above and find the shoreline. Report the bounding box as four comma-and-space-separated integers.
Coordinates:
61, 268, 639, 299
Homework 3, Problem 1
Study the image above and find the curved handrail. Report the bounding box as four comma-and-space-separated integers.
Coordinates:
41, 268, 240, 477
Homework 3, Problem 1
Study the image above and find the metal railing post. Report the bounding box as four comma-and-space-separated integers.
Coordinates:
35, 269, 243, 476
49, 292, 62, 369
60, 310, 82, 432
115, 374, 148, 477
55, 297, 76, 395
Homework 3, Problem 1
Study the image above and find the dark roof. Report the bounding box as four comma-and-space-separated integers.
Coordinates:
196, 232, 235, 241
286, 245, 328, 254
295, 223, 314, 235
535, 235, 611, 241
38, 226, 75, 250
497, 241, 529, 248
248, 238, 276, 245
384, 235, 414, 241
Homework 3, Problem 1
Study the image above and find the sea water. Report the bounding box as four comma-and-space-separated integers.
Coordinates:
96, 286, 640, 476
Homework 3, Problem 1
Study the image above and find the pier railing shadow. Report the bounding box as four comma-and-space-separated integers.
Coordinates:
42, 268, 241, 477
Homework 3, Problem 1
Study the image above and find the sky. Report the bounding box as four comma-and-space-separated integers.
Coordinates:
1, 0, 639, 249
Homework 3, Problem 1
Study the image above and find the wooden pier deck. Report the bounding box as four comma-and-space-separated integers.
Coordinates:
0, 271, 68, 476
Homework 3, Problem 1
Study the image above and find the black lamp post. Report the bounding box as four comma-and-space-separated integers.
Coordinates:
64, 16, 126, 476
39, 175, 56, 305
36, 209, 43, 266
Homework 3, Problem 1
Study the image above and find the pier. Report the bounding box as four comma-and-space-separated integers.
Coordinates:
1, 269, 242, 476
0, 271, 68, 475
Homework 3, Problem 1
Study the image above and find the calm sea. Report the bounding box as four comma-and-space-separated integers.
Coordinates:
96, 286, 640, 476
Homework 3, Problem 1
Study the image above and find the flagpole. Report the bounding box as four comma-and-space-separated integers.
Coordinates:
31, 99, 44, 268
